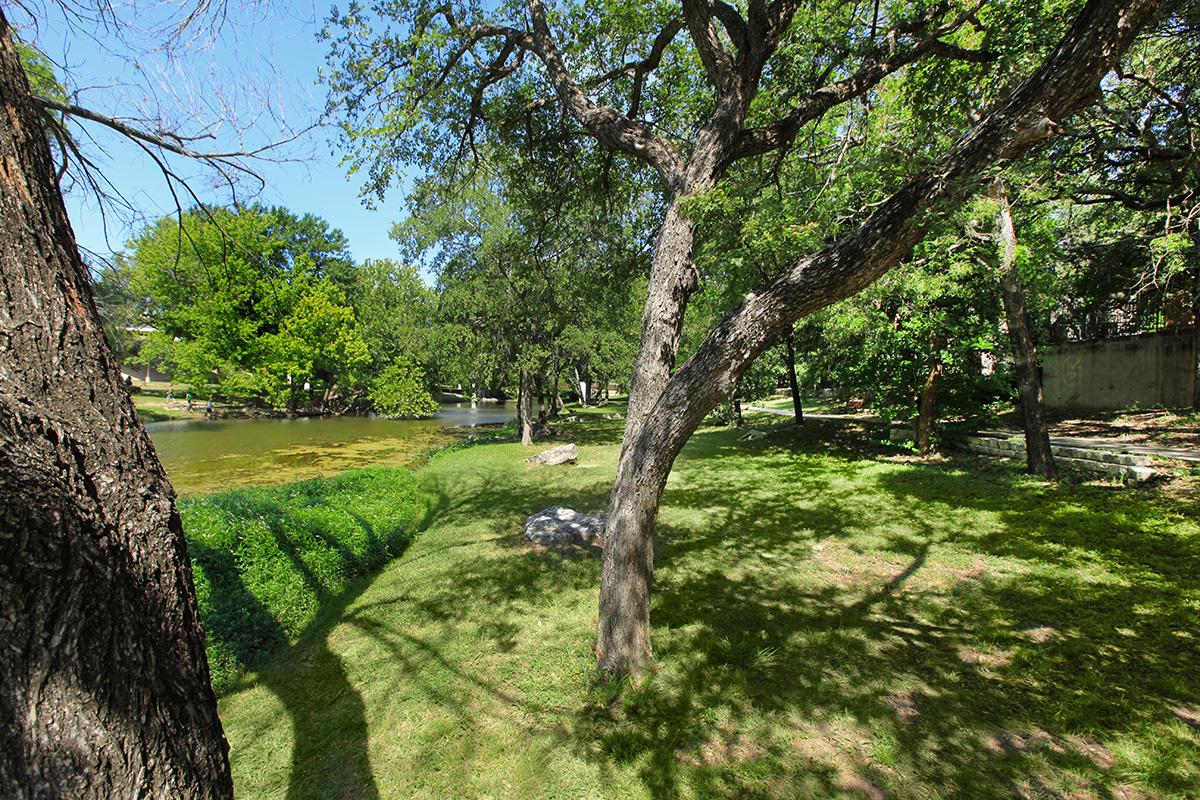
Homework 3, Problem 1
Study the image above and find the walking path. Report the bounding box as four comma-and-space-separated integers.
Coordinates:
744, 405, 1200, 463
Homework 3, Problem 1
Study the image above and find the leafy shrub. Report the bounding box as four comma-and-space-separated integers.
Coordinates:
369, 360, 439, 418
182, 467, 428, 693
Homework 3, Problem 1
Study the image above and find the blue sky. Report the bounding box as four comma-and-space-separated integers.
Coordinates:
22, 2, 409, 265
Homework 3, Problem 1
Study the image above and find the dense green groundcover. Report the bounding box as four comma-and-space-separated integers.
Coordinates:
182, 468, 429, 693
208, 417, 1200, 799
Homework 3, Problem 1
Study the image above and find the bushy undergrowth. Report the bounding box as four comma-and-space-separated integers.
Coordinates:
181, 466, 428, 693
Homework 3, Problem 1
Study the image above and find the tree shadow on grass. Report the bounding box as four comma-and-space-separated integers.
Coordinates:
209, 444, 618, 798
210, 421, 1199, 799
196, 476, 430, 800
197, 540, 382, 800
550, 426, 1200, 798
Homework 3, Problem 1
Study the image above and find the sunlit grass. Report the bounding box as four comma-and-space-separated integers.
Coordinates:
214, 417, 1200, 799
133, 393, 203, 422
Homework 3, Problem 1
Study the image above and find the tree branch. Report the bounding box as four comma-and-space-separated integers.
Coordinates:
635, 0, 1160, 469
682, 0, 738, 91
524, 0, 685, 188
29, 94, 308, 162
730, 4, 997, 161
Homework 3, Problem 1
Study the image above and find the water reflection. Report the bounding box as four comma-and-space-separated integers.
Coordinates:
146, 403, 513, 495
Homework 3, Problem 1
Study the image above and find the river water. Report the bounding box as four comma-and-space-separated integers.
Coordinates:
146, 403, 514, 495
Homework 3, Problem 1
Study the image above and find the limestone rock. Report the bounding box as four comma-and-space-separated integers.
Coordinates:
526, 443, 578, 465
524, 507, 606, 547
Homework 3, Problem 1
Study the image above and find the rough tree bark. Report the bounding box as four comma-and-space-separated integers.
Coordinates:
0, 11, 233, 798
784, 326, 804, 424
990, 177, 1057, 477
536, 375, 547, 425
519, 369, 535, 445
1190, 223, 1200, 410
594, 0, 1159, 677
915, 353, 943, 455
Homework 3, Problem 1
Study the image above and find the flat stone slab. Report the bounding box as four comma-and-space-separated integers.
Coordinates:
526, 443, 578, 466
524, 507, 606, 547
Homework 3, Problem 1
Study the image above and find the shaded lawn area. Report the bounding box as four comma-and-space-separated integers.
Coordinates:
215, 418, 1200, 799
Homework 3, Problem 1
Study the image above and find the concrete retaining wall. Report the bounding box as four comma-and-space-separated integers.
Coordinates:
960, 435, 1155, 481
1042, 330, 1195, 411
888, 424, 1158, 480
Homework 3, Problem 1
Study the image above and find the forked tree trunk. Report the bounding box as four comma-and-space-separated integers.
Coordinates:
991, 178, 1056, 477
0, 13, 232, 797
784, 327, 804, 424
915, 355, 943, 455
519, 369, 534, 446
595, 0, 1156, 678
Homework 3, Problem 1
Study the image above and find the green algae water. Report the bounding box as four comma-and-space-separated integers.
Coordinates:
146, 403, 513, 495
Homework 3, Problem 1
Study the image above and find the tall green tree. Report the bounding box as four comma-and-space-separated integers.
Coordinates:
1050, 1, 1200, 406
327, 0, 1159, 676
125, 204, 374, 410
399, 118, 650, 440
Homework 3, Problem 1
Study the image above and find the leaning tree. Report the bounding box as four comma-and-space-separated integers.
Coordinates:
328, 0, 1160, 676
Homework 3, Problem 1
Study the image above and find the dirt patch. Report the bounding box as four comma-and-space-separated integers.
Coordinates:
982, 729, 1114, 770
1002, 409, 1200, 449
675, 729, 764, 766
1021, 626, 1060, 644
884, 690, 921, 724
791, 725, 891, 800
958, 646, 1013, 669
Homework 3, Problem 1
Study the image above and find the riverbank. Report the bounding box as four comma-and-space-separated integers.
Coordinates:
210, 415, 1200, 799
184, 468, 429, 693
145, 405, 515, 495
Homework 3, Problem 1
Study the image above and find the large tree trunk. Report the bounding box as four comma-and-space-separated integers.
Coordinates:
915, 354, 943, 455
622, 198, 701, 433
1189, 222, 1200, 410
519, 369, 534, 446
784, 327, 804, 424
536, 374, 547, 425
595, 0, 1157, 678
549, 352, 562, 417
0, 13, 233, 798
991, 178, 1056, 478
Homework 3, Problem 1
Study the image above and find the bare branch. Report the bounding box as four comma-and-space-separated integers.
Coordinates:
30, 94, 311, 162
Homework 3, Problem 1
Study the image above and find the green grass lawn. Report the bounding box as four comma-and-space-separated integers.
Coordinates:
212, 418, 1200, 799
749, 395, 841, 415
133, 393, 204, 422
